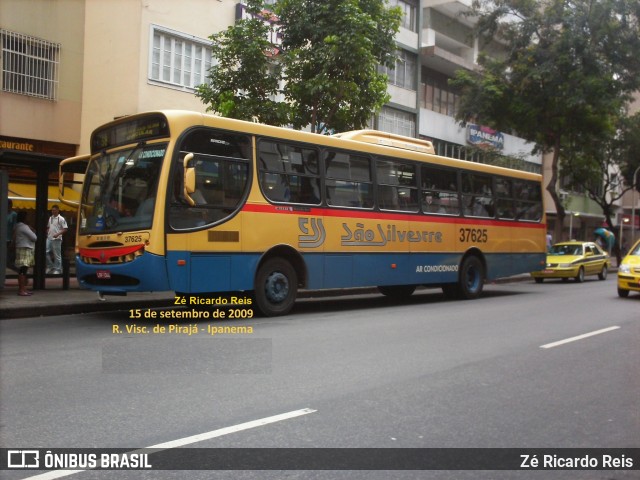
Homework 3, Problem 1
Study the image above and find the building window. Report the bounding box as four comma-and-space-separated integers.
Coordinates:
382, 49, 417, 90
150, 26, 212, 90
387, 0, 417, 32
378, 106, 416, 137
421, 71, 459, 117
1, 29, 60, 100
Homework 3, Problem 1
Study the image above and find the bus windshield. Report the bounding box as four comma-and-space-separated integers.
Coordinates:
79, 144, 166, 234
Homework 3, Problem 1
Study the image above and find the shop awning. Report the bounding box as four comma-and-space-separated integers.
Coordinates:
8, 182, 80, 212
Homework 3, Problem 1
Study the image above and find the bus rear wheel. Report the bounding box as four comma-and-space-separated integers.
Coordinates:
441, 256, 485, 300
458, 255, 484, 299
254, 258, 298, 317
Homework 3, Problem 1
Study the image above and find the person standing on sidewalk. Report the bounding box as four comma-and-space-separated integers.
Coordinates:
14, 211, 36, 296
46, 205, 68, 275
6, 199, 17, 271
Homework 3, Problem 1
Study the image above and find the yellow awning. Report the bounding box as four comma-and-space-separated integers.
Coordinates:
8, 182, 79, 213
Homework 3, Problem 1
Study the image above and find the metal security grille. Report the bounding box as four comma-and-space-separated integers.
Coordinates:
1, 29, 60, 100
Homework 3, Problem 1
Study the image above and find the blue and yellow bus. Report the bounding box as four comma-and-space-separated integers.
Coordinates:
61, 110, 546, 316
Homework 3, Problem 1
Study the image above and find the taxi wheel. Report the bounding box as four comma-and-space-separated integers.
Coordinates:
598, 266, 608, 280
618, 288, 630, 298
575, 267, 585, 283
534, 277, 543, 284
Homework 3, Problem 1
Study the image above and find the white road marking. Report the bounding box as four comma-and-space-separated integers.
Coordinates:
21, 408, 317, 480
540, 326, 620, 349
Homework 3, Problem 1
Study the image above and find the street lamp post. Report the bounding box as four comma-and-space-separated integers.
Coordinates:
619, 217, 629, 251
568, 211, 579, 240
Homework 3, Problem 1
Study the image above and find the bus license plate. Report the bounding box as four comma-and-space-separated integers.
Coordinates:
97, 270, 111, 279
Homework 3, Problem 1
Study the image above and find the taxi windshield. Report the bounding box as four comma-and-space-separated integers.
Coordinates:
79, 144, 166, 234
549, 244, 583, 256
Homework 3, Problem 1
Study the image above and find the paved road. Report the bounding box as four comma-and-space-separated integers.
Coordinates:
1, 279, 638, 479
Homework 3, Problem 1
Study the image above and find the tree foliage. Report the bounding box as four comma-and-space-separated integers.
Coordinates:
561, 112, 640, 235
450, 0, 640, 240
196, 0, 402, 134
196, 0, 289, 126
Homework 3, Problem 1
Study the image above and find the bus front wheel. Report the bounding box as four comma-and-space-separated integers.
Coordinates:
255, 258, 298, 317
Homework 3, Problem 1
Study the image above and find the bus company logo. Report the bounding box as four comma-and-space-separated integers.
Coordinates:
341, 223, 443, 247
7, 450, 39, 468
298, 217, 325, 248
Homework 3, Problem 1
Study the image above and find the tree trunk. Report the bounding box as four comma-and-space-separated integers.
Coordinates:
547, 139, 565, 241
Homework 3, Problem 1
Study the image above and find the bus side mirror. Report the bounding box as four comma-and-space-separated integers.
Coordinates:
183, 153, 196, 207
58, 154, 89, 207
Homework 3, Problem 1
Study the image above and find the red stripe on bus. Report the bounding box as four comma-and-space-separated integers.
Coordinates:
241, 203, 546, 229
79, 244, 144, 262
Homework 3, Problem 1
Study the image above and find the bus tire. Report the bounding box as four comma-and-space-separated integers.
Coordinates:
458, 255, 484, 300
378, 285, 416, 299
254, 258, 298, 317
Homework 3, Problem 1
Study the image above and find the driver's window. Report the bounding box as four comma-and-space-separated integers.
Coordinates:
169, 129, 251, 230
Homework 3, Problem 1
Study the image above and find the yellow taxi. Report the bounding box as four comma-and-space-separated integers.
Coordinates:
531, 241, 611, 283
617, 238, 640, 297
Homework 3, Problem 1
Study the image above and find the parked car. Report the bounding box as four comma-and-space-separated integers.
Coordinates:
531, 241, 611, 283
617, 238, 640, 297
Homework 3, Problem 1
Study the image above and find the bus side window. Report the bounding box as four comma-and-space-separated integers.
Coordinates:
462, 173, 494, 218
169, 128, 251, 230
324, 150, 373, 208
258, 139, 321, 205
421, 166, 459, 216
376, 159, 418, 212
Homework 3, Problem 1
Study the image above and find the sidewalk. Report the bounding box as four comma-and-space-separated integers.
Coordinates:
0, 276, 175, 320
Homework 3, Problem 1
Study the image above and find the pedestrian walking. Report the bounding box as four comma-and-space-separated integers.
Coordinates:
46, 205, 68, 275
14, 211, 36, 296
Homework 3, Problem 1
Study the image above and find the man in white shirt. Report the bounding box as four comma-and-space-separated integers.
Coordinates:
46, 205, 68, 274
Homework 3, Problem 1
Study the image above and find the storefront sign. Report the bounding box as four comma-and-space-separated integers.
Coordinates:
466, 124, 504, 150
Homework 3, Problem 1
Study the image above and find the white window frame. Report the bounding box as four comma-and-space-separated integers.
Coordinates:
378, 106, 416, 137
148, 25, 212, 92
382, 49, 417, 90
1, 29, 60, 100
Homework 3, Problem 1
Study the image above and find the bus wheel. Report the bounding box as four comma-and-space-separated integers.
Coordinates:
458, 255, 484, 300
255, 258, 298, 317
378, 285, 416, 299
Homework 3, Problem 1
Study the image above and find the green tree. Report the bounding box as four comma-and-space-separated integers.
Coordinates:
196, 0, 289, 126
197, 0, 401, 134
451, 0, 640, 240
562, 112, 640, 251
